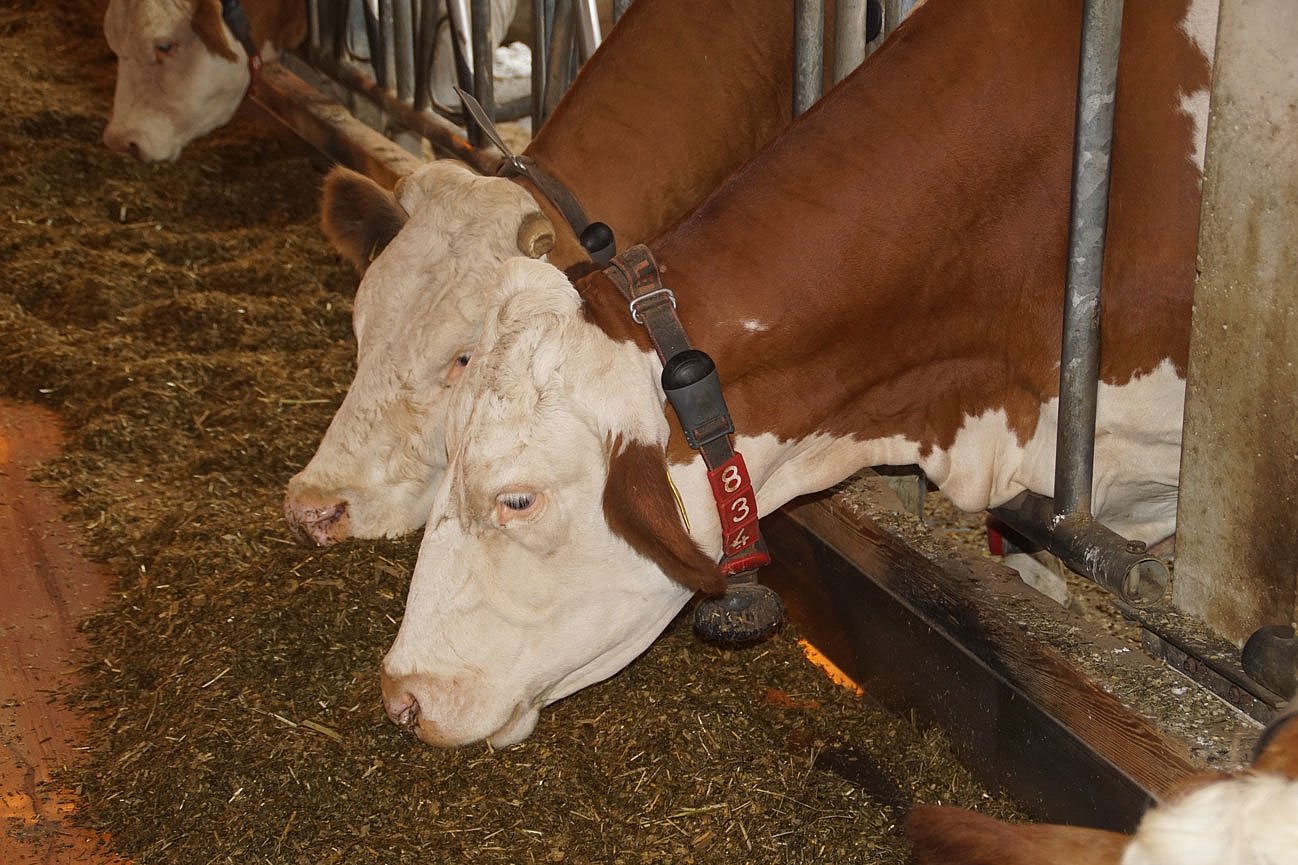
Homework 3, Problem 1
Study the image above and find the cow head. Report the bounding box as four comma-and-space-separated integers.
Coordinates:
103, 0, 254, 161
284, 162, 556, 546
380, 258, 725, 747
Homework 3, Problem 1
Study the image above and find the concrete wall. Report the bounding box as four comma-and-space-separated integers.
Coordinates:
1173, 0, 1298, 644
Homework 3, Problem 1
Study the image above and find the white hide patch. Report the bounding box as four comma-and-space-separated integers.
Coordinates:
1121, 773, 1298, 865
739, 318, 770, 333
668, 360, 1184, 558
933, 359, 1185, 545
286, 163, 545, 540
1178, 0, 1220, 174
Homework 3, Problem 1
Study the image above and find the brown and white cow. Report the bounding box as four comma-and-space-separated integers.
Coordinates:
378, 0, 1216, 746
102, 0, 307, 161
101, 0, 517, 162
906, 708, 1298, 865
283, 0, 795, 544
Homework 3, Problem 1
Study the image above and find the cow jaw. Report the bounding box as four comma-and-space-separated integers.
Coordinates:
379, 258, 698, 747
103, 0, 251, 162
285, 161, 553, 544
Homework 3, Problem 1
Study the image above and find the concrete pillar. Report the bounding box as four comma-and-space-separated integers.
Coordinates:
1173, 0, 1298, 644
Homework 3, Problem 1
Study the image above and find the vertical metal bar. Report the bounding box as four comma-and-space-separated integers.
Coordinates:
794, 0, 825, 115
833, 0, 867, 84
543, 0, 575, 118
362, 0, 386, 85
1055, 0, 1124, 517
392, 0, 415, 101
530, 0, 552, 130
413, 0, 437, 110
573, 0, 601, 63
447, 0, 474, 70
470, 0, 495, 146
378, 0, 398, 90
613, 0, 631, 23
307, 0, 321, 56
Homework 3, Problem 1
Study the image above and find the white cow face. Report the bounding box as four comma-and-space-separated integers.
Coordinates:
102, 0, 251, 162
285, 162, 556, 545
380, 259, 723, 747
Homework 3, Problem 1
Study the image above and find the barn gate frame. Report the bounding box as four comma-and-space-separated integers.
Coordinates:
247, 0, 1298, 831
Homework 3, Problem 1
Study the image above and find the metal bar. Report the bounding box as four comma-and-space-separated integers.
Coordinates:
833, 0, 867, 84
530, 0, 552, 130
413, 0, 438, 110
794, 0, 825, 115
392, 0, 415, 101
469, 0, 494, 146
613, 0, 631, 23
379, 0, 398, 91
573, 0, 601, 63
309, 54, 501, 172
543, 0, 576, 118
990, 492, 1169, 604
362, 0, 386, 86
1056, 0, 1124, 516
307, 0, 321, 55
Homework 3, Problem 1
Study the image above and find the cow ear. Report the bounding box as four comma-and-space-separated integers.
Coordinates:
191, 0, 239, 62
603, 437, 725, 595
1252, 708, 1298, 779
320, 166, 409, 274
906, 806, 1129, 865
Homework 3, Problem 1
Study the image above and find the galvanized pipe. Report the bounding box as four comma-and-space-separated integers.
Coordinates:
308, 55, 501, 172
530, 0, 552, 130
794, 0, 825, 115
362, 0, 387, 87
833, 0, 867, 84
379, 0, 398, 91
1056, 0, 1124, 517
574, 0, 602, 63
392, 0, 415, 101
991, 492, 1169, 604
470, 0, 495, 144
543, 0, 576, 118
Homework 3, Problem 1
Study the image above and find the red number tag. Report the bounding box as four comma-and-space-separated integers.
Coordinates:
707, 453, 769, 574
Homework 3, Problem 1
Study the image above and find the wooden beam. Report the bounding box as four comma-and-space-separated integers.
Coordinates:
763, 486, 1235, 831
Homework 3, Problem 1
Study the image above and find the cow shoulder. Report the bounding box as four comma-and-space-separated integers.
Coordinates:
320, 166, 408, 274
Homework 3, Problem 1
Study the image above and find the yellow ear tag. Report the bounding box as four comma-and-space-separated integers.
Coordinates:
666, 469, 690, 535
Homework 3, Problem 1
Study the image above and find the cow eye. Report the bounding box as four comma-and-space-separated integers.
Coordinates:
495, 490, 542, 524
499, 492, 535, 511
444, 351, 472, 385
154, 42, 177, 61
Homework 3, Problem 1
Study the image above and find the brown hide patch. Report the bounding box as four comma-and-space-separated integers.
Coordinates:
906, 805, 1129, 865
320, 166, 408, 273
603, 436, 724, 596
191, 0, 237, 62
257, 0, 308, 52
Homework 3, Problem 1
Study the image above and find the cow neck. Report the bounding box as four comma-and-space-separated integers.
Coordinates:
518, 0, 793, 270
584, 0, 1202, 469
457, 88, 613, 265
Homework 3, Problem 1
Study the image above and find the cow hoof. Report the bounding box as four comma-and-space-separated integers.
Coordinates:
693, 583, 784, 645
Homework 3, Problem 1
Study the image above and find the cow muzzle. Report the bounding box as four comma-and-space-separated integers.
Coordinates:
381, 665, 539, 748
283, 483, 350, 546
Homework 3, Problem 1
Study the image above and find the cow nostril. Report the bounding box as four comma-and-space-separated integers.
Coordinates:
387, 691, 420, 728
283, 494, 350, 546
127, 141, 141, 160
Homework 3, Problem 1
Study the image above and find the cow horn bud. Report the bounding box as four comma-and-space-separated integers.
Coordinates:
517, 211, 555, 258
